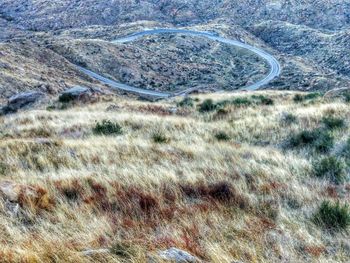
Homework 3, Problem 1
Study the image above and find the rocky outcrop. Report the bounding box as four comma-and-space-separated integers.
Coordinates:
58, 86, 102, 103
1, 91, 44, 114
156, 247, 201, 262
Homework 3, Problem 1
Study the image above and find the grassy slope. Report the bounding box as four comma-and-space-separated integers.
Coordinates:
0, 91, 349, 262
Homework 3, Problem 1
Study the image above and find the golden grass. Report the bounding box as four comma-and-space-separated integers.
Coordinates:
0, 90, 349, 262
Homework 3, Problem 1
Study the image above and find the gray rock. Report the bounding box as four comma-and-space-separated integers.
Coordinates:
2, 91, 44, 113
61, 86, 90, 97
158, 247, 201, 262
81, 248, 110, 256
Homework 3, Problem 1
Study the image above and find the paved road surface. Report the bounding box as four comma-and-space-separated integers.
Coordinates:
78, 28, 281, 98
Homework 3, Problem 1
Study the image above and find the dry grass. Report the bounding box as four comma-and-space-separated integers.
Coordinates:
0, 90, 349, 262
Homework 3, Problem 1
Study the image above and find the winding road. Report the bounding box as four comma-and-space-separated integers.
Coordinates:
78, 28, 281, 98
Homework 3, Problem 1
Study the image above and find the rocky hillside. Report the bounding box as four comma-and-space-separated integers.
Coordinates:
251, 21, 350, 78
1, 0, 349, 31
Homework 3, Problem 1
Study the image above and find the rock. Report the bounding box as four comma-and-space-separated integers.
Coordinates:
0, 181, 36, 202
158, 247, 201, 263
81, 248, 110, 256
59, 86, 103, 103
0, 181, 23, 202
2, 91, 44, 114
62, 86, 89, 96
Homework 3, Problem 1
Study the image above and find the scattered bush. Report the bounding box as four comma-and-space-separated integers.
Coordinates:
288, 129, 334, 153
199, 99, 216, 112
344, 92, 350, 103
304, 93, 322, 100
313, 201, 350, 231
177, 97, 194, 108
58, 93, 75, 103
152, 131, 170, 144
293, 94, 304, 103
281, 112, 298, 125
110, 241, 137, 259
313, 156, 346, 184
293, 93, 321, 103
231, 97, 252, 106
215, 131, 230, 141
93, 120, 123, 136
322, 116, 345, 130
342, 138, 350, 157
252, 95, 274, 105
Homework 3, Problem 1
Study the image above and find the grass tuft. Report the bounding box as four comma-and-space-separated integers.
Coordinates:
313, 156, 346, 184
93, 120, 123, 135
313, 201, 350, 231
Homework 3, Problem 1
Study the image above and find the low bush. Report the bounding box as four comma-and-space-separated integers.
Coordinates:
288, 129, 334, 153
343, 91, 350, 103
152, 131, 170, 144
110, 241, 137, 259
293, 94, 304, 103
199, 99, 216, 112
93, 120, 123, 135
313, 201, 350, 231
293, 93, 321, 103
177, 97, 194, 108
313, 156, 346, 184
58, 93, 75, 103
252, 95, 274, 105
231, 97, 252, 106
280, 112, 298, 125
215, 131, 230, 141
322, 116, 345, 130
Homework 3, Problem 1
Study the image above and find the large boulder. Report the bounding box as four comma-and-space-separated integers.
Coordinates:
1, 91, 45, 114
59, 86, 101, 102
157, 248, 201, 262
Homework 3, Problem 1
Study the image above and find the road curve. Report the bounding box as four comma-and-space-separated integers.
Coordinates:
78, 28, 281, 98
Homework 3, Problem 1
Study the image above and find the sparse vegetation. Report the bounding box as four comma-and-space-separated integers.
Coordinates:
314, 201, 350, 231
0, 91, 349, 262
199, 99, 216, 112
177, 97, 194, 108
313, 156, 346, 184
93, 120, 123, 135
322, 116, 345, 130
281, 112, 298, 125
58, 93, 75, 103
288, 129, 334, 153
215, 131, 230, 141
152, 130, 170, 143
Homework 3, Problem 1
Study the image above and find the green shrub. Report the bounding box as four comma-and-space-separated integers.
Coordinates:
110, 241, 137, 259
293, 94, 304, 103
252, 95, 274, 105
322, 116, 345, 130
314, 201, 350, 231
177, 97, 194, 108
313, 131, 334, 153
199, 99, 216, 112
313, 156, 346, 184
58, 93, 75, 103
293, 93, 321, 103
215, 131, 230, 141
281, 113, 298, 125
343, 138, 350, 157
289, 129, 334, 153
93, 120, 123, 135
343, 91, 350, 103
231, 97, 252, 106
152, 131, 169, 144
304, 92, 322, 100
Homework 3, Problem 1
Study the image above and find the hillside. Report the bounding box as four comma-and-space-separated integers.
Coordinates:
0, 91, 349, 262
1, 0, 349, 31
